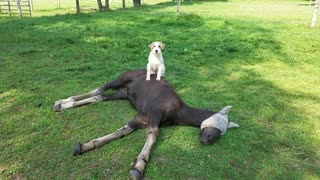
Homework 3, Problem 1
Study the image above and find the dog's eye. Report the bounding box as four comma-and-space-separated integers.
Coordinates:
153, 45, 156, 48
159, 45, 161, 48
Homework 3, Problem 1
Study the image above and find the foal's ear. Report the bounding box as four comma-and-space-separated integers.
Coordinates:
228, 122, 239, 128
219, 106, 232, 115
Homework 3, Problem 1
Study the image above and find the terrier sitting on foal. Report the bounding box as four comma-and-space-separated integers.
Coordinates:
146, 41, 165, 81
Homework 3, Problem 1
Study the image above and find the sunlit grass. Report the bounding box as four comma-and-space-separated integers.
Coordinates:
1, 0, 320, 179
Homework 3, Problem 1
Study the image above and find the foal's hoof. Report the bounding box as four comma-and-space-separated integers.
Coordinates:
73, 143, 82, 156
130, 168, 143, 180
53, 100, 63, 112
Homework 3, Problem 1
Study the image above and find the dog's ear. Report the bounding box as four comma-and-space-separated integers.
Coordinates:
160, 42, 165, 49
149, 42, 154, 49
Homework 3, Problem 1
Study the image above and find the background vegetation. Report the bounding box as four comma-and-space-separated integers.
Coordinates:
1, 0, 319, 179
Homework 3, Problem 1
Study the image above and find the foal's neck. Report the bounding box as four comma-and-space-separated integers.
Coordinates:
177, 105, 215, 127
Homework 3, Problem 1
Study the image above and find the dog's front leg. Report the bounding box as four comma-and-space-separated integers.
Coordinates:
156, 65, 164, 81
146, 63, 151, 81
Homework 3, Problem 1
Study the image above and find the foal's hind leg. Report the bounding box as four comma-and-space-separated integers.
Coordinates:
54, 69, 146, 112
130, 111, 161, 180
54, 88, 128, 112
54, 73, 136, 112
53, 83, 109, 111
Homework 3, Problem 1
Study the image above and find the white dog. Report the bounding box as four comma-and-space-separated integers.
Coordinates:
146, 41, 165, 81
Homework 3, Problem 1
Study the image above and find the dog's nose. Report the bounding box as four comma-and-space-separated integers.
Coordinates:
155, 50, 158, 53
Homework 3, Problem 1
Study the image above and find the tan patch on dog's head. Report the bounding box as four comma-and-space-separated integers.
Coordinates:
149, 41, 165, 50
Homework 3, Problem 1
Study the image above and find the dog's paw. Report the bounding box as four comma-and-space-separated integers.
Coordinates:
146, 77, 150, 81
156, 77, 161, 81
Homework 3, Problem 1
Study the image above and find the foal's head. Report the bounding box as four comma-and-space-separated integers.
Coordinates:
200, 126, 221, 144
199, 106, 239, 145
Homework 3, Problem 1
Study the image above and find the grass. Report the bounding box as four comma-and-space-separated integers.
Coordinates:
1, 0, 320, 179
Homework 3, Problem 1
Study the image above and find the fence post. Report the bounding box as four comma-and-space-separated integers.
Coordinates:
7, 0, 11, 16
17, 0, 22, 18
57, 0, 61, 9
29, 0, 33, 11
28, 0, 32, 16
311, 0, 319, 27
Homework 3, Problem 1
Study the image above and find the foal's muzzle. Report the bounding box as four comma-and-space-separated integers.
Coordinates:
200, 127, 221, 145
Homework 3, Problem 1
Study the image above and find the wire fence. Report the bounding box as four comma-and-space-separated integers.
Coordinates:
30, 0, 167, 10
119, 1, 318, 25
0, 0, 318, 26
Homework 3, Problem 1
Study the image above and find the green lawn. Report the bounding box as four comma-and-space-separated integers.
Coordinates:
1, 0, 320, 179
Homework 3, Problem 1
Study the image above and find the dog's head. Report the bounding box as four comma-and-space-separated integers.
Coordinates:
149, 41, 165, 55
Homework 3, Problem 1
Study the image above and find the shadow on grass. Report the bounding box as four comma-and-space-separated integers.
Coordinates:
0, 5, 319, 179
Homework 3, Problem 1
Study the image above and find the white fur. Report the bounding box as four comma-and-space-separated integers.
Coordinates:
146, 41, 165, 81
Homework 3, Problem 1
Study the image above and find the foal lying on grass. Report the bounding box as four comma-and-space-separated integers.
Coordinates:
54, 69, 239, 179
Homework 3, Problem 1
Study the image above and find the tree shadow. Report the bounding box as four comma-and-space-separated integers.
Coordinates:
0, 5, 319, 179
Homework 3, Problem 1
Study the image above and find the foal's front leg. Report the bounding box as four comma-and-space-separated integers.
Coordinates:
73, 123, 136, 156
130, 126, 159, 180
73, 115, 146, 156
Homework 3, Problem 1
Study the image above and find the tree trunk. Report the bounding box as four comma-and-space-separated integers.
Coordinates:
311, 0, 319, 27
176, 0, 181, 15
105, 0, 109, 10
76, 0, 80, 14
97, 0, 103, 11
133, 0, 141, 6
122, 0, 126, 8
17, 0, 22, 18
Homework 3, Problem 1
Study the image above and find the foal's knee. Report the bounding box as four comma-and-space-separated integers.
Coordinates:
90, 87, 104, 95
148, 127, 158, 138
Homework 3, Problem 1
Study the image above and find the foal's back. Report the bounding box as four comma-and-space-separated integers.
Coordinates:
127, 74, 184, 120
